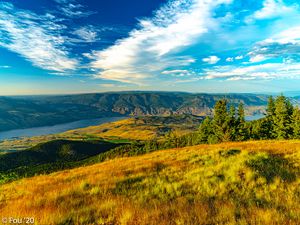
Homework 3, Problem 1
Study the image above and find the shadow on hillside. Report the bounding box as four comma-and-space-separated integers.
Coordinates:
246, 153, 297, 183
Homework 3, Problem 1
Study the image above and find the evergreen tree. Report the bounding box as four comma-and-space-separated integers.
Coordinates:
212, 99, 230, 142
265, 96, 276, 139
273, 95, 292, 139
236, 102, 248, 140
249, 118, 272, 140
226, 105, 237, 141
266, 96, 276, 118
198, 117, 213, 143
292, 107, 300, 139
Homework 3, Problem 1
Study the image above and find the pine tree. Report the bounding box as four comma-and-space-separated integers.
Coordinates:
198, 117, 213, 143
212, 99, 229, 142
265, 96, 276, 139
273, 95, 292, 139
226, 105, 237, 141
267, 96, 275, 118
292, 107, 300, 139
236, 102, 248, 140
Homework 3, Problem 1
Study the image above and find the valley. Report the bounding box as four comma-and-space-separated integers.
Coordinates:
0, 92, 268, 132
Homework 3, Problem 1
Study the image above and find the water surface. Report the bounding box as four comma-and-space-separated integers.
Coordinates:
0, 117, 126, 141
245, 114, 265, 121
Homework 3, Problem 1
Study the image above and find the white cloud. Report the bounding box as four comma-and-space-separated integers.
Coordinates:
53, 0, 95, 18
88, 0, 233, 84
0, 65, 11, 69
202, 56, 220, 64
0, 3, 78, 72
248, 25, 300, 63
249, 54, 266, 63
272, 26, 300, 44
72, 26, 99, 43
248, 0, 296, 21
203, 62, 300, 80
226, 57, 234, 62
161, 69, 194, 77
99, 83, 127, 88
162, 70, 189, 75
235, 55, 243, 60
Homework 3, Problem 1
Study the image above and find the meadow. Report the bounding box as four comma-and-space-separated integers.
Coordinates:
0, 140, 299, 225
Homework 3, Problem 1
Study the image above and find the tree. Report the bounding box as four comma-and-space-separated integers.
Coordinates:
227, 105, 237, 141
198, 117, 214, 143
236, 102, 248, 141
292, 107, 300, 139
249, 118, 272, 140
212, 99, 230, 142
273, 95, 292, 139
266, 96, 276, 118
264, 96, 276, 139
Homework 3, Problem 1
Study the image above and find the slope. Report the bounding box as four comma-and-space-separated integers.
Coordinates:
0, 140, 120, 172
0, 140, 299, 225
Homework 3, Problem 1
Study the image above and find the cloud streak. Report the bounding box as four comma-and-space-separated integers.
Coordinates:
203, 62, 300, 80
87, 0, 233, 84
0, 3, 78, 72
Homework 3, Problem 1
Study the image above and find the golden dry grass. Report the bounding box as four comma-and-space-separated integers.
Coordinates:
65, 118, 158, 141
0, 140, 300, 225
65, 117, 194, 141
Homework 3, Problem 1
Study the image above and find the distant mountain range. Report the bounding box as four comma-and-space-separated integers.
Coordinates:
0, 92, 273, 132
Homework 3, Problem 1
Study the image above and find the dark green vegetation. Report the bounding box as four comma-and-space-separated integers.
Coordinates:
0, 92, 269, 131
246, 154, 297, 183
169, 95, 300, 145
0, 140, 121, 184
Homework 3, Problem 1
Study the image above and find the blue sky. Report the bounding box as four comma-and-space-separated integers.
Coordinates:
1, 0, 300, 95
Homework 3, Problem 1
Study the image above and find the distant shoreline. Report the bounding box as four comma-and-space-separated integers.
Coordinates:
0, 117, 127, 141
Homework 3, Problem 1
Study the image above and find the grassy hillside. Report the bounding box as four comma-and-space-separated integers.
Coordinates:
0, 140, 299, 224
66, 115, 203, 141
0, 92, 268, 131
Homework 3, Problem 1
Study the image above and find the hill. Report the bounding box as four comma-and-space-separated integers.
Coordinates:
66, 114, 204, 141
0, 92, 269, 132
0, 140, 299, 224
0, 140, 120, 172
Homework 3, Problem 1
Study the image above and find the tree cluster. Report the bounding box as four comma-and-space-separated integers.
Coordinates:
142, 95, 300, 151
250, 95, 300, 140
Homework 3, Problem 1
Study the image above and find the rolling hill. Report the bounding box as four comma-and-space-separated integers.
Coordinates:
0, 140, 120, 172
0, 140, 299, 224
0, 92, 269, 132
65, 114, 204, 141
0, 140, 124, 184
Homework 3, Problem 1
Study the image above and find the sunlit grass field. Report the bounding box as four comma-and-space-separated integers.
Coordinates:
0, 140, 299, 224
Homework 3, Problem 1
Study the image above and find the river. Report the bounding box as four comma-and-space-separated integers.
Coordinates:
0, 117, 126, 141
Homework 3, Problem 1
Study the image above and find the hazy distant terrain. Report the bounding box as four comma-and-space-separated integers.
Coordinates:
0, 92, 269, 132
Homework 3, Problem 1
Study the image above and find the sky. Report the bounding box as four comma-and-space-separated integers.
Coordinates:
1, 0, 300, 95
